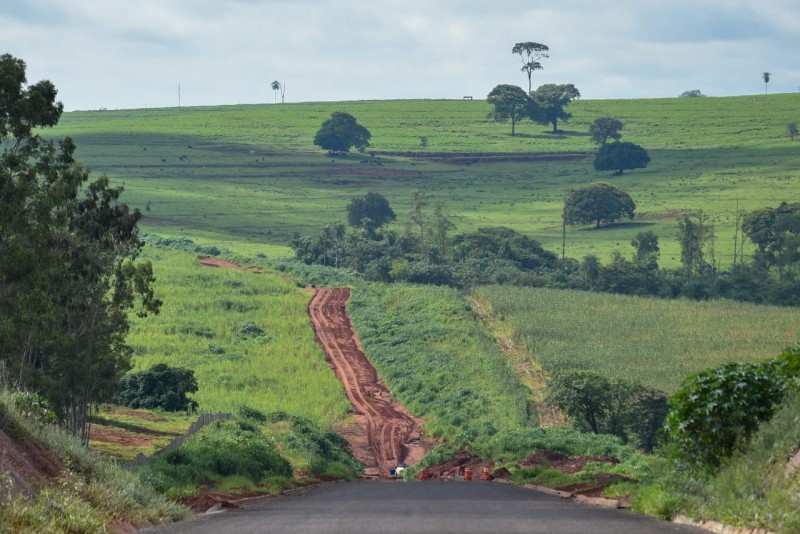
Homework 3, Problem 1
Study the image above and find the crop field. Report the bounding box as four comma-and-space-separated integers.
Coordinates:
44, 94, 800, 267
475, 285, 800, 393
125, 247, 351, 427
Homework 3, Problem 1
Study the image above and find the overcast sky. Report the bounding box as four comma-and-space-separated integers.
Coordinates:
2, 0, 798, 111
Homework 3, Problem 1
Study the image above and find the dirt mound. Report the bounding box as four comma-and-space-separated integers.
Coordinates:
308, 288, 437, 478
198, 256, 263, 273
0, 427, 63, 495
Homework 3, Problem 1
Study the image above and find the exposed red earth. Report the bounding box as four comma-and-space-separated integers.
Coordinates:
308, 288, 437, 478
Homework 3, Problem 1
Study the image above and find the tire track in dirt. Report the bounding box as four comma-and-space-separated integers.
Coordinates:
309, 288, 435, 478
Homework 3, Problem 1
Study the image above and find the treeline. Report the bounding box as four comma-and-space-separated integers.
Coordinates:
0, 54, 158, 443
290, 192, 800, 307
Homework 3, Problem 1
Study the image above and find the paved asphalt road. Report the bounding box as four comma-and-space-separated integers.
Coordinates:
147, 480, 708, 534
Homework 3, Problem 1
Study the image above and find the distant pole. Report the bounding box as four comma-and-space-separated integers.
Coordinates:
562, 190, 567, 261
178, 83, 181, 109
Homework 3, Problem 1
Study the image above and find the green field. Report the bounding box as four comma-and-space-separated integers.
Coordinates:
125, 247, 351, 427
475, 285, 800, 393
44, 94, 800, 267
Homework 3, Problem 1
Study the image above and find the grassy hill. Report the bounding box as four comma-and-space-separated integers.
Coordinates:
45, 94, 800, 266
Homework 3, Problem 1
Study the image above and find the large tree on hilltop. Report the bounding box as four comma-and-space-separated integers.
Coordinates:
529, 83, 581, 133
0, 54, 160, 444
313, 112, 371, 154
512, 41, 549, 92
487, 84, 531, 136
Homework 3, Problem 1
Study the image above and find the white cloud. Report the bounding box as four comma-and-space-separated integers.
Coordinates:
3, 0, 798, 110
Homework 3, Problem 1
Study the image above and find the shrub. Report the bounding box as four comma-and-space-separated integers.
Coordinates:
546, 370, 668, 451
116, 364, 199, 413
664, 350, 799, 469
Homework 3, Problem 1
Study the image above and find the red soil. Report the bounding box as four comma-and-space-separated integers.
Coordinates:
198, 256, 263, 273
308, 288, 437, 478
0, 428, 63, 495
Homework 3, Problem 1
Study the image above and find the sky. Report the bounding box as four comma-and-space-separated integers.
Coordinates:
2, 0, 798, 111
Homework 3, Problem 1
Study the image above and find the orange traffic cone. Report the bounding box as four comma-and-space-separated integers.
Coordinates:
418, 466, 429, 481
464, 466, 472, 481
481, 467, 491, 481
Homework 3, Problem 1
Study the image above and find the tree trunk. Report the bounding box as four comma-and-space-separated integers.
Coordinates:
511, 117, 516, 137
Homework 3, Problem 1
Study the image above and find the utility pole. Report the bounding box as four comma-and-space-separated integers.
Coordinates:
178, 82, 181, 109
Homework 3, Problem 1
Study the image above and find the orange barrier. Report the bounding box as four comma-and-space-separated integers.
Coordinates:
481, 467, 491, 481
464, 466, 472, 481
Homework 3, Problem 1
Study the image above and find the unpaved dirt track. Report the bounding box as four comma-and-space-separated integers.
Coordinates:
309, 288, 434, 478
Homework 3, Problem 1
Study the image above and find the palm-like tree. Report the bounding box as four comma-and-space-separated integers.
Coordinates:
271, 80, 281, 103
762, 72, 771, 94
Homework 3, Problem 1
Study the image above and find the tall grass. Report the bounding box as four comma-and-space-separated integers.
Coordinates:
348, 283, 531, 446
475, 285, 800, 393
127, 247, 351, 427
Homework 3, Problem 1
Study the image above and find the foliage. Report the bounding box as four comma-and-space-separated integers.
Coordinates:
679, 89, 706, 98
480, 426, 639, 463
145, 419, 292, 494
546, 370, 668, 452
663, 351, 798, 469
742, 202, 800, 281
313, 111, 371, 154
0, 53, 160, 444
511, 41, 549, 92
529, 83, 581, 133
348, 283, 531, 448
0, 391, 185, 531
346, 191, 396, 234
631, 230, 660, 270
486, 84, 532, 136
788, 122, 798, 142
677, 212, 713, 281
116, 363, 199, 412
564, 182, 636, 228
589, 117, 624, 145
274, 415, 361, 480
593, 141, 650, 175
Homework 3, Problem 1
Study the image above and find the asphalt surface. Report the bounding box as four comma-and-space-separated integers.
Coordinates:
147, 480, 708, 534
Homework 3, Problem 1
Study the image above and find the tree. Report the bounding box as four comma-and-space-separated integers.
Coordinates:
742, 202, 800, 280
763, 72, 771, 94
788, 121, 798, 141
677, 213, 711, 280
271, 80, 281, 103
511, 41, 549, 92
486, 84, 531, 136
679, 89, 706, 98
589, 117, 624, 146
0, 54, 160, 444
529, 83, 580, 133
564, 182, 636, 228
346, 192, 396, 235
116, 364, 199, 412
631, 230, 660, 270
313, 112, 371, 154
593, 141, 650, 175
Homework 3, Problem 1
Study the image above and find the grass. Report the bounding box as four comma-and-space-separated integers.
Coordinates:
37, 94, 800, 267
88, 408, 197, 461
347, 282, 531, 445
474, 285, 800, 393
125, 246, 351, 427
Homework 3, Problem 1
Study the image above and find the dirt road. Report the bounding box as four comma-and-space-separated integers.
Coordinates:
308, 288, 434, 478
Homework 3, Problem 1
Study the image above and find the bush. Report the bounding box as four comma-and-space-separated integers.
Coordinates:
116, 364, 199, 413
664, 350, 799, 469
145, 420, 292, 493
546, 370, 668, 451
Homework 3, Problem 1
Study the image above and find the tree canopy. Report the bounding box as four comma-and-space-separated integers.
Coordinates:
529, 83, 580, 133
313, 112, 371, 154
679, 89, 706, 98
593, 141, 650, 175
346, 192, 396, 235
589, 117, 624, 146
564, 182, 636, 228
0, 54, 159, 444
486, 84, 531, 136
511, 41, 549, 92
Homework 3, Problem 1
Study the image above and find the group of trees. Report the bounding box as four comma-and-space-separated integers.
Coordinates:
0, 54, 159, 443
487, 83, 581, 136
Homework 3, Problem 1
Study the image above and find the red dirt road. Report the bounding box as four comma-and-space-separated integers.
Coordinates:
309, 288, 434, 478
